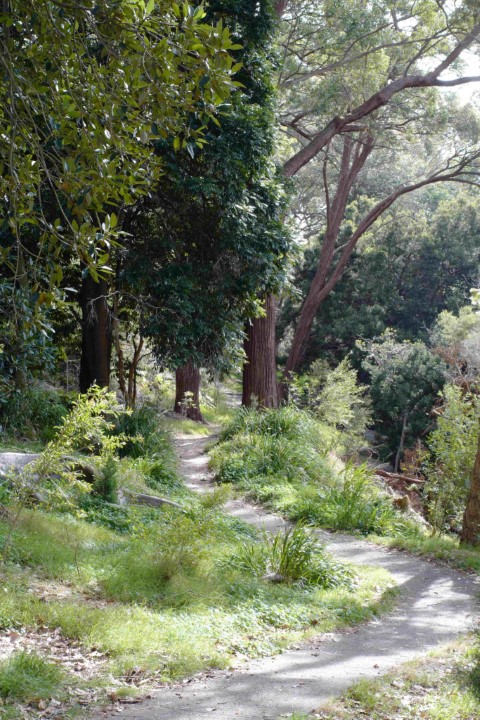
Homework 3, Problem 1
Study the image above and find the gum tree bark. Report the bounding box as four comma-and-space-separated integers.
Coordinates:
242, 295, 279, 408
460, 424, 480, 546
79, 274, 112, 392
174, 362, 204, 422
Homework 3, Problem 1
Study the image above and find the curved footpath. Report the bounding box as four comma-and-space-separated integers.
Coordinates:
101, 434, 479, 720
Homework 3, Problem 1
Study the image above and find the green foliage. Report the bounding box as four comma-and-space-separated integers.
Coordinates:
0, 387, 70, 442
223, 524, 354, 588
1, 0, 240, 285
6, 387, 124, 515
113, 407, 180, 493
360, 332, 446, 459
290, 358, 371, 451
292, 465, 403, 536
211, 407, 408, 536
121, 0, 290, 374
431, 306, 480, 348
279, 187, 480, 371
92, 456, 118, 504
425, 385, 480, 532
0, 651, 64, 703
0, 506, 394, 682
211, 406, 336, 490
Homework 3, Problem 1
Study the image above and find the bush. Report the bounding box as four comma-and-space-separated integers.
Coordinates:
290, 358, 371, 452
114, 405, 176, 461
0, 387, 70, 442
92, 456, 118, 503
211, 406, 336, 490
223, 524, 354, 588
211, 407, 406, 537
425, 384, 480, 532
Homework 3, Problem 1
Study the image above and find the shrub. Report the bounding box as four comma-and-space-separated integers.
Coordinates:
0, 387, 70, 442
290, 358, 371, 452
359, 332, 446, 463
92, 456, 118, 503
424, 384, 480, 532
223, 524, 354, 588
114, 405, 176, 462
211, 406, 336, 490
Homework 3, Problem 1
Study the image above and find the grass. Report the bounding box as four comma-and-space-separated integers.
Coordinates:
0, 651, 65, 703
370, 531, 480, 574
210, 406, 480, 575
308, 636, 480, 720
0, 394, 398, 715
0, 507, 396, 682
209, 407, 405, 536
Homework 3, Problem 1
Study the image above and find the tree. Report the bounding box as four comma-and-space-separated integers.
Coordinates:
460, 288, 480, 544
118, 0, 289, 415
461, 423, 480, 545
242, 295, 280, 408
360, 333, 446, 468
0, 0, 240, 393
274, 1, 480, 379
279, 185, 480, 369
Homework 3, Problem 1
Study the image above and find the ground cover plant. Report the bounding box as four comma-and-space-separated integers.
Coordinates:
294, 635, 480, 720
0, 395, 395, 717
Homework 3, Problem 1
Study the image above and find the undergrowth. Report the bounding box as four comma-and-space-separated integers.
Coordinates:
0, 395, 397, 712
210, 407, 408, 536
210, 407, 480, 574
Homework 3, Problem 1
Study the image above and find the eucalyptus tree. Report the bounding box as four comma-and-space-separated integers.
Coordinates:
0, 0, 239, 392
244, 0, 480, 402
279, 184, 480, 368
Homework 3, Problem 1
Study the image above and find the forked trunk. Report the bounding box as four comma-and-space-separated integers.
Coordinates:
174, 362, 204, 422
242, 294, 279, 409
460, 424, 480, 546
79, 274, 112, 392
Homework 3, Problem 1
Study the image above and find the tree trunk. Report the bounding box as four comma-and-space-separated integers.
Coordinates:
242, 294, 279, 409
460, 423, 480, 546
174, 362, 204, 422
79, 274, 112, 392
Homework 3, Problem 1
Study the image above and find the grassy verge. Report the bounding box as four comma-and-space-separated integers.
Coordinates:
209, 407, 480, 575
290, 636, 480, 720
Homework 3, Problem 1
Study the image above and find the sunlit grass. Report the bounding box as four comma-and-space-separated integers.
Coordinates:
0, 508, 396, 683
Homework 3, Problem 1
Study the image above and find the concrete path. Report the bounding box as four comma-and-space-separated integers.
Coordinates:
101, 434, 479, 720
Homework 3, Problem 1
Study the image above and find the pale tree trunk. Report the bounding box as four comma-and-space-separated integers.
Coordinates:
460, 423, 480, 545
242, 294, 279, 409
79, 274, 112, 392
174, 362, 204, 422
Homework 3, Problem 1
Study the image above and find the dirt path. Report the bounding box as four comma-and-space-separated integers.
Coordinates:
105, 434, 479, 720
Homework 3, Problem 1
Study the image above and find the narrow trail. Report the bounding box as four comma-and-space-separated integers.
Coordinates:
109, 433, 479, 720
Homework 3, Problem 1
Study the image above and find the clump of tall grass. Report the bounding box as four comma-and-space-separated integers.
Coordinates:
0, 651, 64, 702
292, 464, 403, 536
223, 524, 354, 588
211, 406, 336, 490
